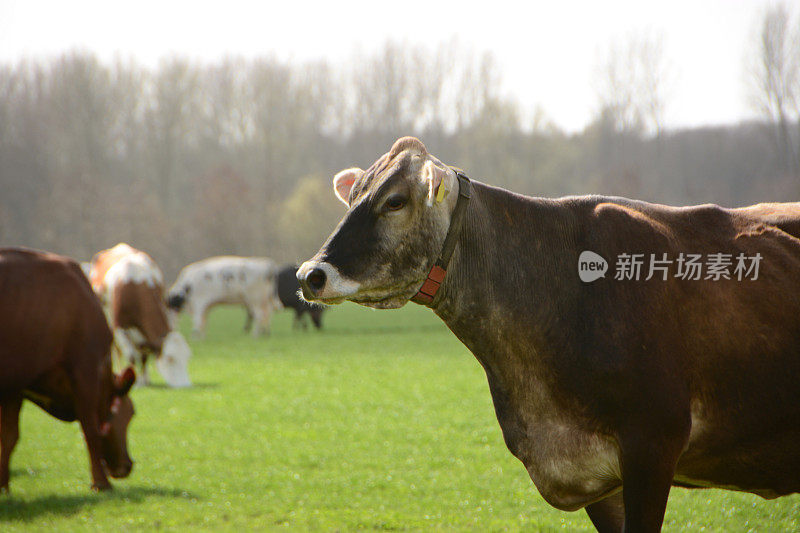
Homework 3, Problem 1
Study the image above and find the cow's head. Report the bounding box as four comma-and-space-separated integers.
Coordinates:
166, 284, 190, 312
99, 366, 136, 479
156, 331, 192, 388
297, 137, 461, 309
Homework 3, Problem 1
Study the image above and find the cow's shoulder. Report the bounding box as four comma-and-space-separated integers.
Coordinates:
568, 197, 680, 251
576, 198, 762, 251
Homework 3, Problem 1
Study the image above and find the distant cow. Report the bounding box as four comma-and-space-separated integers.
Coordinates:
297, 137, 800, 532
91, 243, 192, 388
277, 265, 325, 329
0, 248, 136, 492
167, 256, 280, 338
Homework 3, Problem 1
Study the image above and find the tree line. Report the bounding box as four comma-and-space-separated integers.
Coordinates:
1, 5, 798, 280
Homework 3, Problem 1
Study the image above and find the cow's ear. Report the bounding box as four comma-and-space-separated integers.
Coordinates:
114, 366, 136, 396
421, 160, 453, 205
333, 168, 363, 206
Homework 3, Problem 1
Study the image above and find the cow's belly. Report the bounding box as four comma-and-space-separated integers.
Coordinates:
673, 408, 800, 498
515, 420, 622, 511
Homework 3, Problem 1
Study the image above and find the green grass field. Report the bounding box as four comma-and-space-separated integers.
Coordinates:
1, 303, 798, 531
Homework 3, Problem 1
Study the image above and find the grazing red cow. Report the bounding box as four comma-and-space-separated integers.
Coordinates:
298, 137, 800, 532
91, 243, 191, 388
0, 248, 136, 491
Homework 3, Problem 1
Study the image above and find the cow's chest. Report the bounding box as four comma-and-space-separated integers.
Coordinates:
515, 416, 622, 511
486, 377, 622, 511
446, 314, 623, 510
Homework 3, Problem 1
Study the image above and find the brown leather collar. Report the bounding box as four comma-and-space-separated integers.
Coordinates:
411, 169, 471, 306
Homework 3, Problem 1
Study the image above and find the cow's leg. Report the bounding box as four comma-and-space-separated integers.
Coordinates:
249, 305, 265, 337
293, 309, 306, 330
259, 301, 275, 337
110, 338, 124, 368
115, 329, 146, 386
114, 328, 135, 362
166, 308, 180, 330
310, 308, 323, 330
0, 395, 23, 493
140, 353, 150, 386
191, 303, 208, 339
243, 307, 253, 333
618, 428, 687, 533
585, 491, 624, 533
71, 373, 111, 491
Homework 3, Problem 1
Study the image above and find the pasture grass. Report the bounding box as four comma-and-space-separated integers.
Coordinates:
1, 303, 798, 531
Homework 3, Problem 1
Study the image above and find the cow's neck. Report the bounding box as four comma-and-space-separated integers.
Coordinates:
433, 180, 579, 341
430, 180, 583, 455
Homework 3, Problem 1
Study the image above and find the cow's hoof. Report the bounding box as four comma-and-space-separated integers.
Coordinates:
92, 482, 112, 492
0, 485, 9, 495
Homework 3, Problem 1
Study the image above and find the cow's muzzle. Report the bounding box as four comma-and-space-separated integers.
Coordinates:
296, 261, 360, 302
105, 458, 133, 479
111, 461, 133, 478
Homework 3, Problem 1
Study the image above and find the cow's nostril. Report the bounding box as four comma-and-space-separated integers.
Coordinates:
306, 268, 327, 293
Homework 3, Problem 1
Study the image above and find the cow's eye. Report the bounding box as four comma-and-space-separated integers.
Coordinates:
384, 194, 407, 212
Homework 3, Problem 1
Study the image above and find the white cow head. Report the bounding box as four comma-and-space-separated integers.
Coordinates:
156, 331, 192, 388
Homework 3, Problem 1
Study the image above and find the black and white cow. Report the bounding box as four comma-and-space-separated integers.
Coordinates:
167, 256, 280, 338
276, 265, 325, 330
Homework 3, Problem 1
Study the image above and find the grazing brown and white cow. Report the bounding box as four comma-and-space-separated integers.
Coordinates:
91, 243, 191, 388
0, 248, 136, 492
297, 137, 800, 532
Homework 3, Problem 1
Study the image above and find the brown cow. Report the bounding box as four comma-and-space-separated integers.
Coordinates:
297, 137, 800, 532
91, 243, 192, 388
0, 248, 136, 491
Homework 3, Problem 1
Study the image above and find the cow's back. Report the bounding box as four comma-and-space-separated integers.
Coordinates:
0, 248, 112, 394
180, 256, 277, 305
734, 202, 800, 241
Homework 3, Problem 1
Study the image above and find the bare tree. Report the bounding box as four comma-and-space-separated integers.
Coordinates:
750, 3, 800, 177
0, 43, 793, 276
594, 32, 672, 138
144, 58, 203, 209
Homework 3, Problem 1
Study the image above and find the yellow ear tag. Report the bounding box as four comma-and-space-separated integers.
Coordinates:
435, 182, 447, 203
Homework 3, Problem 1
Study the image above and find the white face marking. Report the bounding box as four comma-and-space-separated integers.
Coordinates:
297, 260, 361, 302
156, 331, 192, 388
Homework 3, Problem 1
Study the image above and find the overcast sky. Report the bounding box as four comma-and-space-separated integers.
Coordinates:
0, 0, 783, 132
